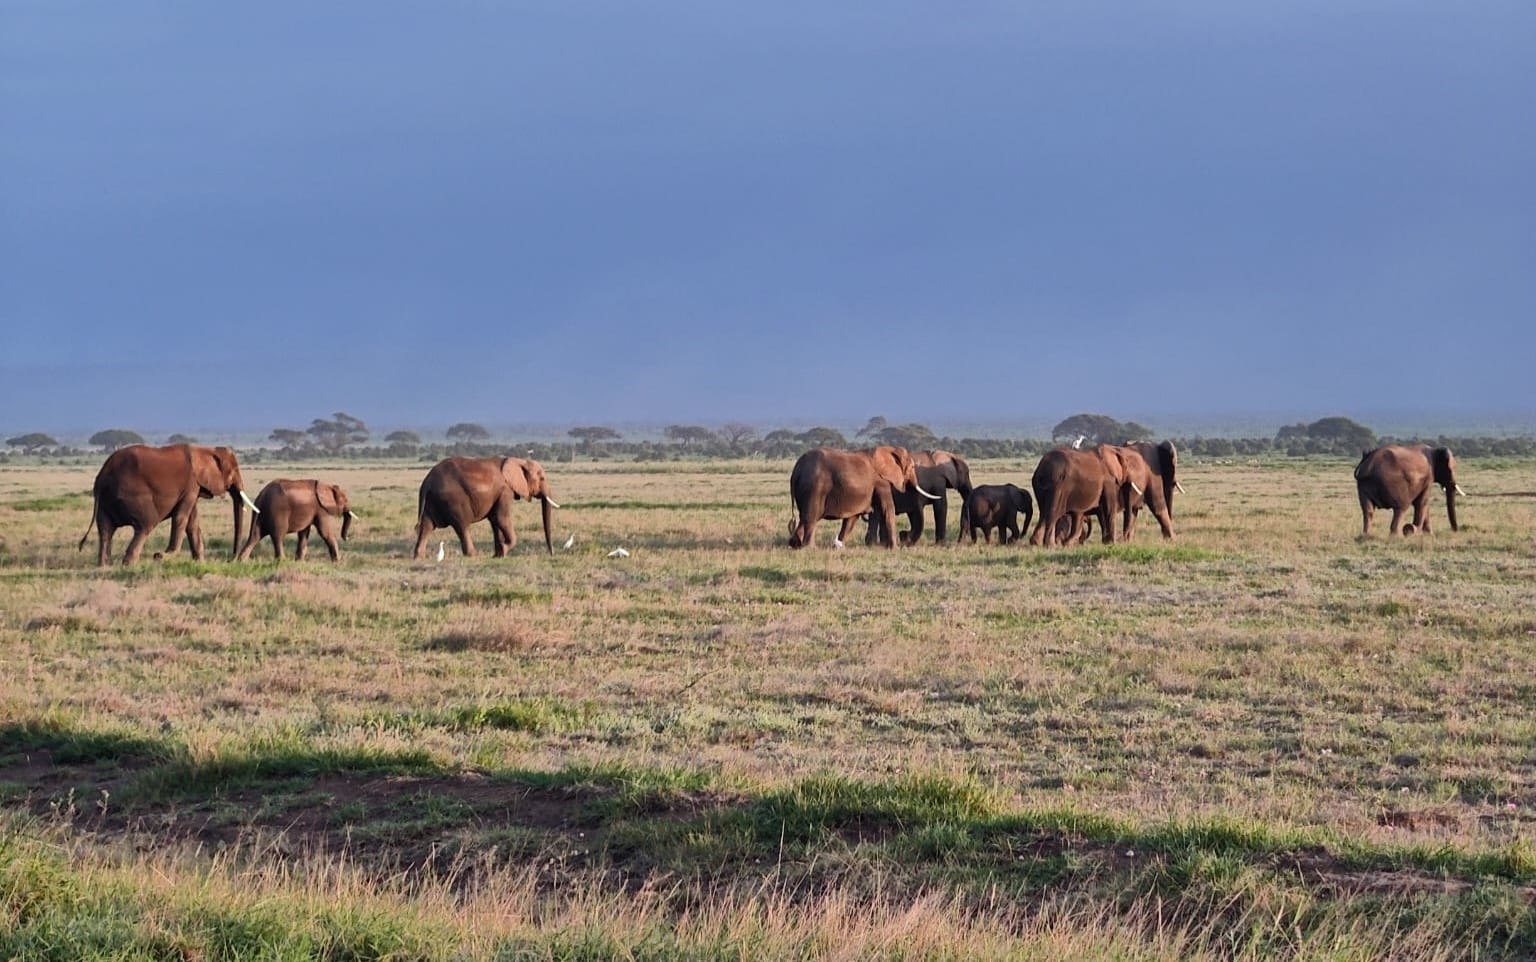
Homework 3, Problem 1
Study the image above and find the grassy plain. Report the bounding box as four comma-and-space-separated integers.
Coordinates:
2, 454, 1535, 960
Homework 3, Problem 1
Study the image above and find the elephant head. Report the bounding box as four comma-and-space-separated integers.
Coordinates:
500, 457, 560, 553
1429, 446, 1460, 531
870, 446, 941, 501
315, 481, 355, 541
189, 445, 256, 559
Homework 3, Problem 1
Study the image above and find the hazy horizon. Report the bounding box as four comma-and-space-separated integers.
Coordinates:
4, 4, 1532, 432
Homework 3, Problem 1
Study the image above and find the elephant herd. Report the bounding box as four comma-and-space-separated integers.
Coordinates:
74, 440, 1465, 566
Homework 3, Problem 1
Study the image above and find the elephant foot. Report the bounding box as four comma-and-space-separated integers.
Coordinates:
152, 552, 164, 561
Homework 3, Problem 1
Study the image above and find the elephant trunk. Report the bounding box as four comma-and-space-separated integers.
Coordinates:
1445, 485, 1459, 532
541, 495, 555, 554
231, 490, 246, 560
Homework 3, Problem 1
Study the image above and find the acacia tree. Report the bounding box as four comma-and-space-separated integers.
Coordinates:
307, 412, 369, 452
719, 422, 757, 448
269, 428, 310, 451
1050, 414, 1150, 445
665, 425, 716, 446
447, 422, 490, 443
795, 426, 847, 448
569, 426, 621, 453
6, 432, 58, 453
166, 433, 198, 444
856, 416, 888, 439
875, 423, 937, 450
89, 429, 145, 453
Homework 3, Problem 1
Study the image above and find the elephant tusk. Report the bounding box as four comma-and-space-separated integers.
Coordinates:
544, 496, 561, 509
1454, 485, 1466, 497
239, 490, 261, 515
1175, 482, 1186, 495
346, 509, 359, 519
914, 483, 942, 501
1129, 481, 1143, 496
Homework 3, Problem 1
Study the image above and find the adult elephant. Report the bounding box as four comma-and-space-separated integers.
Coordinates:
1097, 442, 1176, 541
1028, 446, 1136, 547
957, 483, 1033, 544
1354, 444, 1463, 536
237, 479, 357, 561
864, 449, 973, 545
78, 444, 258, 565
788, 446, 940, 549
412, 457, 559, 558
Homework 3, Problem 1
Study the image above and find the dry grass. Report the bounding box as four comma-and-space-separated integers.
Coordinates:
2, 454, 1535, 958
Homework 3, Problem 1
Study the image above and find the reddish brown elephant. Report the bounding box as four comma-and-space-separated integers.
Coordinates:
412, 457, 559, 558
237, 479, 356, 561
78, 444, 258, 565
864, 449, 973, 545
788, 446, 939, 548
1097, 443, 1176, 541
1354, 444, 1462, 536
1028, 446, 1134, 546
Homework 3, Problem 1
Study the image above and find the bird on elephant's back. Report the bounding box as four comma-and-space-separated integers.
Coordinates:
788, 446, 941, 549
78, 443, 259, 565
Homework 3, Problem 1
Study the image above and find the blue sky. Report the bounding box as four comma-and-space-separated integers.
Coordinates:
3, 2, 1532, 436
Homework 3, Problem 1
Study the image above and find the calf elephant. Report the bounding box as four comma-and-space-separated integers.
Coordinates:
1354, 444, 1463, 536
78, 444, 258, 565
238, 479, 357, 561
1029, 446, 1135, 546
413, 456, 559, 558
865, 450, 973, 545
958, 484, 1033, 544
788, 446, 939, 548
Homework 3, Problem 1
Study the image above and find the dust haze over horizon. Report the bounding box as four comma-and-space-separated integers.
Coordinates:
3, 3, 1533, 438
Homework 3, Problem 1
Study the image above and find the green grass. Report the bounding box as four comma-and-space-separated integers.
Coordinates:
3, 456, 1536, 959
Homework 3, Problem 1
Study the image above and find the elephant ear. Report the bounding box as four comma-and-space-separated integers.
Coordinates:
521, 460, 548, 498
1431, 447, 1456, 486
876, 446, 912, 487
500, 458, 533, 500
316, 481, 341, 514
192, 446, 232, 495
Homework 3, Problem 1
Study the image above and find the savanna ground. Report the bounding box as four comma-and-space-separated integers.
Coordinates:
2, 454, 1535, 960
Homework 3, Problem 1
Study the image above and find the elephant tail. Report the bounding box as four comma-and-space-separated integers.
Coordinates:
77, 490, 99, 551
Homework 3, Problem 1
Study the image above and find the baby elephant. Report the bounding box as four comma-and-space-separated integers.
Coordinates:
237, 479, 355, 561
959, 484, 1034, 544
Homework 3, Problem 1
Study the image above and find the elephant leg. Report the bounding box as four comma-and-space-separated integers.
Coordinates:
1412, 494, 1430, 534
412, 516, 436, 559
1359, 494, 1374, 537
236, 517, 260, 560
905, 507, 924, 545
1388, 507, 1405, 535
492, 505, 515, 558
931, 497, 947, 543
836, 515, 860, 545
97, 518, 113, 567
790, 517, 817, 548
121, 525, 152, 565
872, 489, 899, 548
1096, 502, 1114, 544
185, 511, 205, 561
296, 527, 309, 561
453, 522, 476, 557
1123, 503, 1136, 542
318, 521, 341, 562
162, 506, 192, 558
865, 512, 882, 546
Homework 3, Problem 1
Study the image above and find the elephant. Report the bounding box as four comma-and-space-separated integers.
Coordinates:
865, 450, 973, 545
788, 446, 940, 548
957, 483, 1033, 543
1354, 444, 1463, 536
1096, 443, 1176, 541
77, 443, 258, 565
237, 479, 357, 561
412, 456, 559, 558
1029, 446, 1135, 546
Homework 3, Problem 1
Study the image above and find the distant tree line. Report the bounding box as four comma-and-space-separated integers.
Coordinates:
6, 413, 1536, 463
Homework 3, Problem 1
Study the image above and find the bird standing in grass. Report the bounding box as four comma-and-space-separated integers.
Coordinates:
562, 533, 575, 550
435, 541, 445, 562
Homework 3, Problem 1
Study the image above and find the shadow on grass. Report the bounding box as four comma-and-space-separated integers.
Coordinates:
5, 715, 1536, 954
